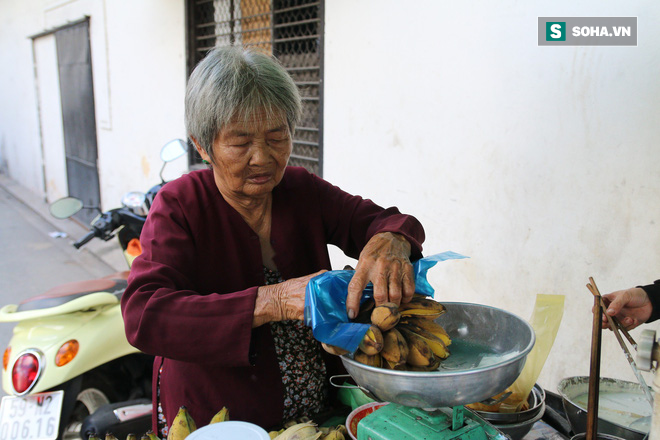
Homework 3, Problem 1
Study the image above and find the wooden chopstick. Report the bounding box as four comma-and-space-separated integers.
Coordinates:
586, 292, 602, 440
587, 277, 637, 349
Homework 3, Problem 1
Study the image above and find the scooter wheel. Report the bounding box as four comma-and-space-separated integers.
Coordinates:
60, 373, 116, 440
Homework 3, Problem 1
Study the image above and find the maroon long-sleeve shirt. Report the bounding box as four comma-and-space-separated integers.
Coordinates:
120, 166, 425, 430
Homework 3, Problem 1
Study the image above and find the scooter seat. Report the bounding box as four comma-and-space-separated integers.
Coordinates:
17, 275, 128, 312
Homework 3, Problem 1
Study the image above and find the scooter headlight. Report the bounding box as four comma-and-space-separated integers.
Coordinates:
121, 191, 149, 216
12, 349, 43, 395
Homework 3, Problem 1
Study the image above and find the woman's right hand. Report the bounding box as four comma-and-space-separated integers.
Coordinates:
600, 287, 653, 330
253, 270, 326, 327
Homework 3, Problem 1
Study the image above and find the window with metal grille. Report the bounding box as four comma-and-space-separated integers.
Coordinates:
185, 0, 324, 175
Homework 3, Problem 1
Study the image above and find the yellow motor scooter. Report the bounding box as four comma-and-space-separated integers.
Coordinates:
0, 139, 188, 440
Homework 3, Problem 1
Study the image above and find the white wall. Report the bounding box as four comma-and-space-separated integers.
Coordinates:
0, 0, 188, 209
0, 2, 45, 196
97, 0, 189, 204
324, 1, 660, 393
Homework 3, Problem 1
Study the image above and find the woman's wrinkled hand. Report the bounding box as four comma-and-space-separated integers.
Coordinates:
595, 287, 653, 331
346, 232, 414, 320
253, 270, 326, 327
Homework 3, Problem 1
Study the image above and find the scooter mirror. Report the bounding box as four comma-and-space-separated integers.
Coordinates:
49, 197, 84, 219
161, 139, 188, 163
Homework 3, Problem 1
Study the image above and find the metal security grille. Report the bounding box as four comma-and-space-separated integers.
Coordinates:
186, 0, 324, 175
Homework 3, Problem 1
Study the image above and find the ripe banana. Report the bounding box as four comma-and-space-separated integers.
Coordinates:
273, 421, 321, 440
322, 342, 349, 356
380, 328, 408, 366
407, 355, 441, 371
370, 302, 401, 331
354, 351, 383, 368
398, 297, 446, 320
167, 406, 197, 440
383, 358, 408, 370
400, 317, 451, 346
335, 425, 348, 437
398, 327, 436, 366
397, 322, 450, 359
104, 434, 118, 440
209, 406, 230, 424
126, 434, 137, 440
358, 325, 383, 355
321, 429, 345, 440
146, 430, 161, 440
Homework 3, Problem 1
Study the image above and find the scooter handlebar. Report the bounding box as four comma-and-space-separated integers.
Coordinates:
73, 231, 96, 249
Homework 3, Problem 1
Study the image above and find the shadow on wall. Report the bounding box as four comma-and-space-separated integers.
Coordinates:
0, 136, 8, 175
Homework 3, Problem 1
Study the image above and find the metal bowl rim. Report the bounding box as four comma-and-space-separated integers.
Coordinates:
557, 376, 651, 436
342, 302, 536, 378
489, 400, 546, 428
474, 384, 546, 422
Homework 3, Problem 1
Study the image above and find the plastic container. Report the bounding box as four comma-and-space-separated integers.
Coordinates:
185, 421, 270, 440
345, 402, 389, 440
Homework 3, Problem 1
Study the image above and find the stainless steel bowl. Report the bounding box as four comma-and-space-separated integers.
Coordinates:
491, 401, 546, 440
475, 383, 546, 423
571, 433, 626, 440
558, 376, 652, 440
341, 302, 535, 408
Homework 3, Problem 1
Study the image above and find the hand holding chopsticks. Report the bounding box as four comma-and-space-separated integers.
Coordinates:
587, 277, 654, 407
587, 279, 638, 349
598, 285, 654, 334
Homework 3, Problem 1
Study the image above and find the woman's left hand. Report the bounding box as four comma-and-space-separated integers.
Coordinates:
346, 232, 414, 319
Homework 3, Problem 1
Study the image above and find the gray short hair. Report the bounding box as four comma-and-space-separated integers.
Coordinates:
185, 46, 302, 161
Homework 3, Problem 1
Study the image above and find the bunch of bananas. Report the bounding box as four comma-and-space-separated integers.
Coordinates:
269, 420, 347, 439
89, 405, 229, 440
89, 433, 161, 440
90, 406, 345, 440
167, 406, 229, 440
325, 295, 451, 371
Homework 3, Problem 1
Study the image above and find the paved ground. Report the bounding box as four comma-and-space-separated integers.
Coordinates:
0, 174, 124, 399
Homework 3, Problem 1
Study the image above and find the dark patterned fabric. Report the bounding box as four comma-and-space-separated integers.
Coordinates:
265, 267, 329, 421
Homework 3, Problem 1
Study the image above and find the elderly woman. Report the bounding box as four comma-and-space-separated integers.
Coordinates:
121, 46, 425, 435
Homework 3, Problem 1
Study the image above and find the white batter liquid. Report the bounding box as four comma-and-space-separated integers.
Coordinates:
572, 390, 652, 432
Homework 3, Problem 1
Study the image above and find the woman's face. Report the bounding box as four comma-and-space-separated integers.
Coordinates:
198, 109, 292, 200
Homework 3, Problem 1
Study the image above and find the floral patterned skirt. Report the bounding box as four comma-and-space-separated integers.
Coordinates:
156, 267, 328, 436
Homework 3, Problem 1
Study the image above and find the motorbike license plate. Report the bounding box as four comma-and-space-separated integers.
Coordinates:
0, 391, 63, 440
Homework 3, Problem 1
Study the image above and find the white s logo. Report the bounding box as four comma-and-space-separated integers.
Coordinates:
550, 24, 562, 39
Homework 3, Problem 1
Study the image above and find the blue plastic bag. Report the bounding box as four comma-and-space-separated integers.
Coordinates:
304, 251, 467, 353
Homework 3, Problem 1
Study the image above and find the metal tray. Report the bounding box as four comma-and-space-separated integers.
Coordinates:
341, 302, 535, 408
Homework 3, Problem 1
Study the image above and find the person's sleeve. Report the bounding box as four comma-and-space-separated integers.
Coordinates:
311, 174, 425, 260
120, 189, 257, 366
641, 280, 660, 323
